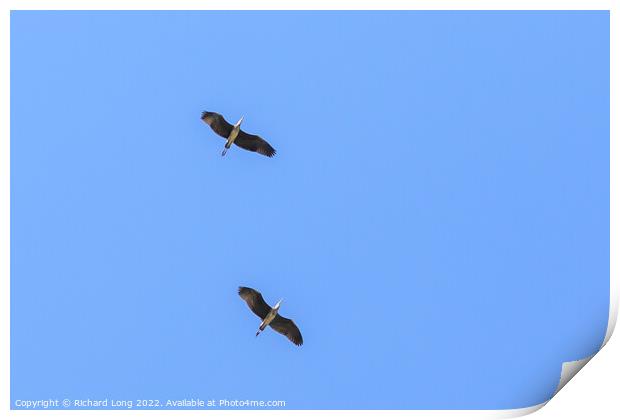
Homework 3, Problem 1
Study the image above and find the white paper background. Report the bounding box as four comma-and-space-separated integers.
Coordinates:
1, 1, 616, 419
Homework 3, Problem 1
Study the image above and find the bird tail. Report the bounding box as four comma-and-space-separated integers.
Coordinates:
255, 330, 261, 337
221, 148, 228, 156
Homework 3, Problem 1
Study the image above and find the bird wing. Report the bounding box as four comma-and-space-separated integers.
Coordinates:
234, 131, 277, 157
270, 314, 303, 346
238, 287, 271, 320
201, 111, 233, 139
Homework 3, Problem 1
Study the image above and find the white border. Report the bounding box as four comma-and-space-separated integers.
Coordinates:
1, 1, 615, 419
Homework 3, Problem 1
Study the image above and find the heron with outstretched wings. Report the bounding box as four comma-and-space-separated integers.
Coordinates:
201, 112, 276, 157
238, 286, 303, 346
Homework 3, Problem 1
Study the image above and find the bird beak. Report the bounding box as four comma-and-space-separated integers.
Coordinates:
236, 116, 244, 126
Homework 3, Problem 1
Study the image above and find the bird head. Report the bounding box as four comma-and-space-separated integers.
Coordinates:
201, 111, 216, 124
274, 299, 283, 310
235, 116, 244, 127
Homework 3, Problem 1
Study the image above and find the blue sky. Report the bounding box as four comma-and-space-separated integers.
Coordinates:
11, 11, 609, 409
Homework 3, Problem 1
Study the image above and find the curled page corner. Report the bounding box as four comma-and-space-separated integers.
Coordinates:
509, 285, 618, 418
551, 285, 618, 398
554, 355, 595, 395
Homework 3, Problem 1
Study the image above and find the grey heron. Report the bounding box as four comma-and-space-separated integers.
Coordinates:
238, 286, 303, 346
201, 112, 276, 157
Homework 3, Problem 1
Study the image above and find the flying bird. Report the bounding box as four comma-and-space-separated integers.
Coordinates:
238, 286, 303, 346
201, 111, 276, 157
